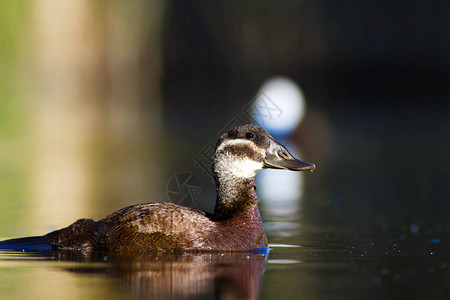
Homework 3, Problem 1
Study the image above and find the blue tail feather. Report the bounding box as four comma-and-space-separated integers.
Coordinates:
0, 236, 53, 251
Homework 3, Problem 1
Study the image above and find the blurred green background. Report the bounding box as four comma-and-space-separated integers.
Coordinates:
0, 0, 449, 238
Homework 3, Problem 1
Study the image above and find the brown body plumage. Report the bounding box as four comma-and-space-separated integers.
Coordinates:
44, 183, 266, 252
0, 124, 314, 252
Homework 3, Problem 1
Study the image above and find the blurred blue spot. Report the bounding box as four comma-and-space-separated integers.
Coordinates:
410, 223, 419, 234
430, 238, 440, 244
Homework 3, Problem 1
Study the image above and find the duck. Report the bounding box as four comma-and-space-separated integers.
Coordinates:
0, 124, 315, 252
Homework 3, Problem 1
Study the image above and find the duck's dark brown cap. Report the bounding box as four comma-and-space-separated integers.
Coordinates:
216, 124, 271, 150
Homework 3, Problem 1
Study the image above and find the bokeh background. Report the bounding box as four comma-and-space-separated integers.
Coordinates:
0, 0, 449, 240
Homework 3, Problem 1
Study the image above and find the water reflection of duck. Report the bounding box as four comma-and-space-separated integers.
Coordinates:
43, 250, 268, 299
0, 124, 315, 252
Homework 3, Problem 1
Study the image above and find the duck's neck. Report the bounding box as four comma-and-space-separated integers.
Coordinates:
213, 164, 259, 221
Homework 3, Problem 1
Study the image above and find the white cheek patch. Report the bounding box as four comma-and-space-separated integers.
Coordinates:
215, 138, 266, 179
230, 157, 264, 178
216, 155, 264, 179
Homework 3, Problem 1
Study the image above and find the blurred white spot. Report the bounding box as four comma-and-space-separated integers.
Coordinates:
251, 76, 305, 138
249, 77, 308, 217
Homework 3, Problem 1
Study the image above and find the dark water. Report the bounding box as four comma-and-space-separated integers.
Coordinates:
1, 219, 449, 300
264, 223, 450, 299
0, 107, 449, 299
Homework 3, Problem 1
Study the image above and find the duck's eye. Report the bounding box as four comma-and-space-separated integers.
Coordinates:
246, 132, 255, 139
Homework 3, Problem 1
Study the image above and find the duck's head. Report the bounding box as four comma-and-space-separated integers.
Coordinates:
213, 124, 315, 180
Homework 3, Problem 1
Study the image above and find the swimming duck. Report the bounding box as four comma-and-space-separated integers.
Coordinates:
0, 124, 315, 252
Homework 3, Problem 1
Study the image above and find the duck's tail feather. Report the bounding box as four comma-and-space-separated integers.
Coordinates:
0, 236, 53, 251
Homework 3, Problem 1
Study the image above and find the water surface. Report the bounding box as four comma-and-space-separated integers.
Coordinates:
1, 219, 449, 300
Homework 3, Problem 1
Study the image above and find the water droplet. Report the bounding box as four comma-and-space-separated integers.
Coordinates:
410, 223, 419, 234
